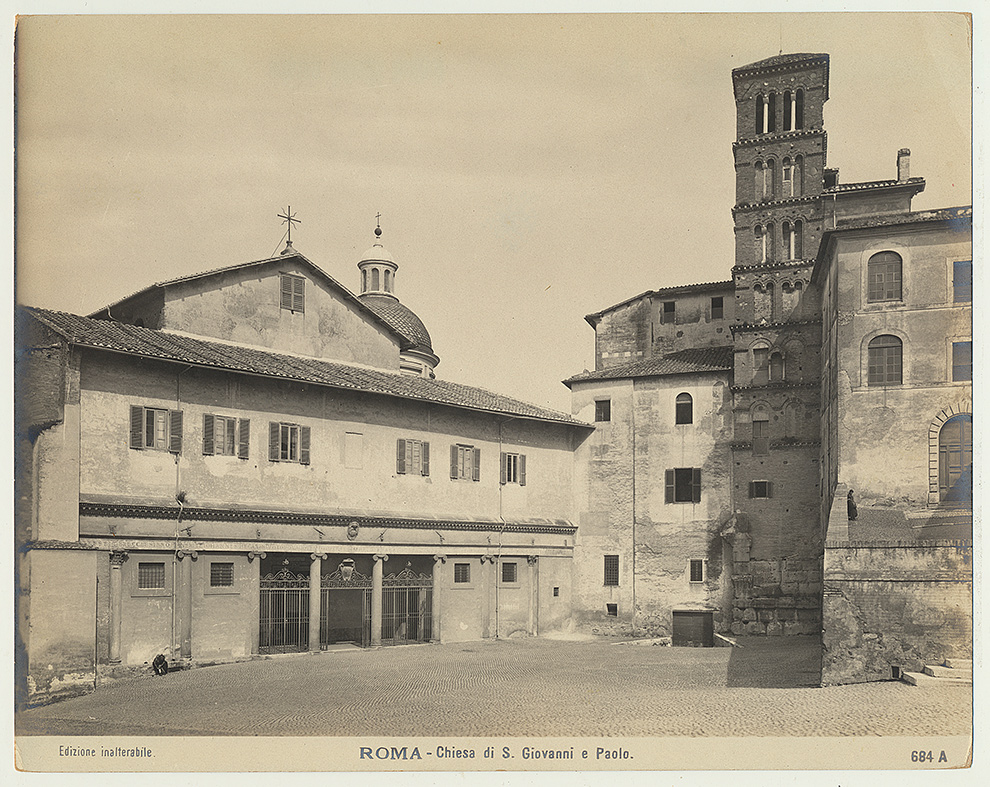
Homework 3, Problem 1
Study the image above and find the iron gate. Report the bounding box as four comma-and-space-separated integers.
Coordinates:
380, 564, 433, 645
320, 567, 372, 648
259, 568, 309, 653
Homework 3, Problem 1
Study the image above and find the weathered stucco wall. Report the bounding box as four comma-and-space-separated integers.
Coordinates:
822, 538, 972, 684
77, 351, 580, 524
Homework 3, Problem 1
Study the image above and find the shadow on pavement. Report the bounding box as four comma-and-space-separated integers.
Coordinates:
725, 634, 823, 688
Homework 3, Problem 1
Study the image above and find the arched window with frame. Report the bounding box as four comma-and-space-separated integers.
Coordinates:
769, 352, 785, 382
756, 95, 765, 135
794, 155, 803, 196
794, 89, 804, 128
939, 414, 972, 505
867, 335, 903, 386
783, 92, 793, 131
675, 393, 693, 425
371, 267, 381, 291
782, 157, 793, 197
766, 159, 775, 199
752, 345, 770, 385
755, 226, 766, 264
867, 251, 903, 302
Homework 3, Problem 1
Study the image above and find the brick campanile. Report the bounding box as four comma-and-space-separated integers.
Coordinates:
725, 54, 829, 636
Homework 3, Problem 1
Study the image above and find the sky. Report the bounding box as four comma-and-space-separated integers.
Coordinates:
14, 12, 973, 414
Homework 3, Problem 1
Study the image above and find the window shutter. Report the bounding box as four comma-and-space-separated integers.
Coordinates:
269, 422, 280, 461
238, 419, 250, 459
299, 426, 311, 465
692, 468, 702, 503
500, 452, 507, 485
421, 442, 430, 477
519, 454, 526, 487
280, 275, 293, 310
450, 445, 459, 479
767, 481, 773, 499
665, 469, 674, 503
396, 439, 406, 474
130, 405, 144, 450
203, 414, 215, 455
292, 276, 305, 312
472, 448, 481, 481
749, 481, 756, 499
168, 410, 183, 454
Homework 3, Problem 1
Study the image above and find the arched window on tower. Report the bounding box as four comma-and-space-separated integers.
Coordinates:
794, 156, 803, 196
939, 414, 973, 505
754, 226, 766, 264
766, 159, 775, 199
782, 157, 793, 197
794, 220, 803, 258
782, 221, 792, 259
752, 408, 770, 455
754, 282, 774, 322
754, 161, 764, 201
675, 393, 693, 425
384, 269, 392, 293
371, 268, 380, 291
766, 222, 775, 262
867, 335, 903, 386
752, 347, 770, 386
769, 352, 785, 382
795, 89, 804, 129
756, 94, 766, 135
767, 93, 777, 133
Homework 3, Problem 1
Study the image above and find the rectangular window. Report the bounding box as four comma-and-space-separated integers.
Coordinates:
269, 422, 311, 464
606, 603, 618, 617
501, 562, 517, 583
952, 341, 972, 382
396, 438, 431, 476
130, 406, 183, 453
595, 400, 611, 422
953, 261, 972, 303
665, 468, 702, 503
280, 273, 305, 313
752, 348, 769, 385
711, 296, 724, 320
450, 444, 481, 481
752, 419, 769, 455
749, 480, 773, 498
203, 415, 249, 457
867, 339, 903, 386
689, 560, 704, 583
210, 562, 234, 587
867, 256, 902, 302
138, 562, 166, 590
661, 301, 676, 325
453, 563, 471, 584
500, 452, 527, 486
604, 555, 619, 586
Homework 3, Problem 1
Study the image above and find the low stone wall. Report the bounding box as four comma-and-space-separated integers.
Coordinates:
729, 557, 822, 636
822, 537, 972, 685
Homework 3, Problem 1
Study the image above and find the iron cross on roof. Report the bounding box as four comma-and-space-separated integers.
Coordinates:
277, 206, 301, 244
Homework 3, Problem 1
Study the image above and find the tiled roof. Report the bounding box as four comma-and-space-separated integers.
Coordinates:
26, 308, 589, 428
825, 177, 925, 194
834, 205, 972, 231
734, 53, 828, 73
564, 346, 734, 386
359, 294, 435, 354
585, 280, 734, 326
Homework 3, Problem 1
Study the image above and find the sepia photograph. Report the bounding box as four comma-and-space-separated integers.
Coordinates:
10, 7, 976, 775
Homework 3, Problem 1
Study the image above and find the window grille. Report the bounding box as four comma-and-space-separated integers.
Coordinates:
453, 563, 471, 583
606, 603, 618, 617
954, 261, 972, 302
867, 252, 903, 302
501, 562, 518, 583
689, 560, 704, 583
595, 400, 611, 422
280, 273, 305, 313
138, 562, 166, 590
867, 335, 903, 386
210, 562, 234, 587
604, 555, 619, 586
952, 342, 972, 381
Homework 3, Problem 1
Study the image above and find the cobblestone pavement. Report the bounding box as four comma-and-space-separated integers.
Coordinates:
17, 637, 972, 738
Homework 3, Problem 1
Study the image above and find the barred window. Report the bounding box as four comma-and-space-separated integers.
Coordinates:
606, 603, 618, 617
501, 562, 517, 583
867, 335, 903, 386
210, 562, 234, 587
867, 252, 902, 302
689, 560, 704, 583
453, 563, 471, 584
953, 261, 972, 303
604, 555, 619, 586
595, 400, 611, 422
138, 562, 166, 590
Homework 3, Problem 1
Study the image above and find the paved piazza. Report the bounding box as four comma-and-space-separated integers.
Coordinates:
17, 637, 972, 738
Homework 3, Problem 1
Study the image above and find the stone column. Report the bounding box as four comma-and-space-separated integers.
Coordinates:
309, 553, 326, 651
108, 551, 127, 664
371, 554, 388, 646
247, 551, 266, 655
432, 555, 446, 643
527, 555, 539, 636
175, 550, 197, 660
480, 555, 495, 639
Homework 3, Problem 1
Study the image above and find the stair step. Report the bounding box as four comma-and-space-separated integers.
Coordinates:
924, 664, 972, 679
902, 671, 972, 687
944, 658, 973, 671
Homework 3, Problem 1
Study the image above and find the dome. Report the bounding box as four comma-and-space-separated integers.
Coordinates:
359, 293, 434, 353
359, 243, 395, 265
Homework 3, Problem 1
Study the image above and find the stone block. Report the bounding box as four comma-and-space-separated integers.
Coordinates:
776, 608, 797, 621
795, 597, 820, 609
780, 582, 800, 595
777, 596, 797, 607
754, 585, 781, 598
767, 621, 783, 636
741, 607, 757, 623
758, 610, 775, 623
731, 622, 746, 636
745, 621, 766, 635
751, 597, 777, 608
798, 583, 820, 596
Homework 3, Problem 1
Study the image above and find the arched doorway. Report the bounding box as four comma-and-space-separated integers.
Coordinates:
939, 414, 972, 505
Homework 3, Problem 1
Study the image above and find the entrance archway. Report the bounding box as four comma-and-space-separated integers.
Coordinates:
939, 414, 973, 505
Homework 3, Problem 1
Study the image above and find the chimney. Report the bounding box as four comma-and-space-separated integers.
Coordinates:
824, 168, 839, 189
897, 148, 911, 182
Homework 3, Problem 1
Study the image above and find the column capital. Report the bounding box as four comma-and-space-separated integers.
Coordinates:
109, 550, 128, 567
311, 552, 327, 562
373, 554, 389, 564
527, 555, 539, 566
480, 554, 496, 564
247, 551, 267, 562
433, 554, 447, 564
176, 549, 198, 561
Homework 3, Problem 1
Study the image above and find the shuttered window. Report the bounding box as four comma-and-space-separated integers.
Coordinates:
129, 406, 183, 453
396, 439, 431, 476
450, 444, 480, 481
269, 422, 310, 464
665, 468, 702, 503
280, 273, 305, 313
500, 452, 526, 485
203, 415, 249, 457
